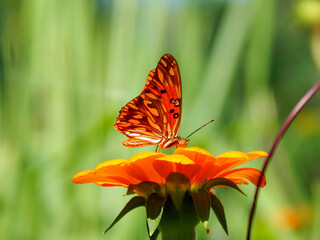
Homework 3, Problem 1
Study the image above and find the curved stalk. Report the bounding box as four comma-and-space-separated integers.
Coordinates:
246, 81, 320, 240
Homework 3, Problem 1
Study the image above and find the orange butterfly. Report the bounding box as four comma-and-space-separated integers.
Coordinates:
114, 54, 190, 151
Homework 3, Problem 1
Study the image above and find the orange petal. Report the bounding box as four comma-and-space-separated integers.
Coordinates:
72, 153, 163, 187
228, 178, 249, 185
175, 147, 214, 158
246, 151, 268, 160
153, 154, 200, 180
175, 147, 216, 166
216, 151, 267, 173
94, 153, 163, 185
94, 176, 133, 187
190, 161, 216, 185
95, 159, 127, 170
127, 152, 163, 163
93, 159, 132, 184
216, 151, 248, 162
73, 169, 132, 187
72, 170, 96, 183
121, 153, 165, 184
217, 168, 266, 187
157, 154, 195, 164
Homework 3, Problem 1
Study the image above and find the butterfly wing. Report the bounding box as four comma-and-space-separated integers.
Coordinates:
114, 54, 182, 147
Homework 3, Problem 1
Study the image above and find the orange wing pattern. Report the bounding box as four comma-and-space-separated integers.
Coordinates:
114, 54, 186, 149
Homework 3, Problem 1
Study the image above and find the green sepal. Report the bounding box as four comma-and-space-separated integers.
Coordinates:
210, 193, 228, 235
126, 181, 161, 198
189, 189, 211, 226
103, 196, 145, 235
146, 193, 165, 236
148, 228, 160, 240
202, 177, 246, 196
165, 172, 191, 212
126, 184, 136, 195
146, 193, 166, 219
147, 207, 163, 237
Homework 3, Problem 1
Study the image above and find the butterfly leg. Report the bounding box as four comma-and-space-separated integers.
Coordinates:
155, 145, 159, 153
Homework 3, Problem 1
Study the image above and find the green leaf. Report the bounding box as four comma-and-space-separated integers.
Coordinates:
189, 189, 211, 224
210, 193, 228, 235
202, 177, 246, 196
103, 196, 146, 235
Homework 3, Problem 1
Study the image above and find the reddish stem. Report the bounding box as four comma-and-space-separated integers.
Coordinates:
246, 81, 320, 240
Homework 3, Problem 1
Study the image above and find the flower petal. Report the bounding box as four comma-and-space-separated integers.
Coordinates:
216, 168, 266, 187
216, 151, 267, 173
73, 169, 131, 187
127, 152, 163, 163
122, 153, 164, 184
175, 147, 214, 157
72, 170, 96, 183
174, 148, 223, 185
190, 161, 215, 186
95, 159, 127, 169
153, 154, 200, 180
72, 147, 268, 191
175, 147, 215, 165
72, 153, 165, 187
246, 151, 268, 160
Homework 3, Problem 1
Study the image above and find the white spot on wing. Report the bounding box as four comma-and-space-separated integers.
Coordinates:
126, 132, 141, 137
136, 136, 161, 143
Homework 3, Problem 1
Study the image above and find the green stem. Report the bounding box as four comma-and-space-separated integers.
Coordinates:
158, 192, 199, 240
161, 227, 196, 240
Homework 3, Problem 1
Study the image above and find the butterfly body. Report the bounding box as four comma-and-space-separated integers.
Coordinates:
114, 54, 188, 151
121, 136, 189, 149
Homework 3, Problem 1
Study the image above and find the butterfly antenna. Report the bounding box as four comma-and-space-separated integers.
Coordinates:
185, 119, 215, 140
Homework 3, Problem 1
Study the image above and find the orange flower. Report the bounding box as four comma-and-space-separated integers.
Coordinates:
72, 147, 267, 239
73, 147, 266, 188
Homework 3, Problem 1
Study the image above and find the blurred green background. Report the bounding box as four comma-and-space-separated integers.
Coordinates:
1, 0, 320, 239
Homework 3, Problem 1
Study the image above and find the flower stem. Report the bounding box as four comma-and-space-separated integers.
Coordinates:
161, 227, 196, 240
158, 192, 199, 240
246, 81, 320, 240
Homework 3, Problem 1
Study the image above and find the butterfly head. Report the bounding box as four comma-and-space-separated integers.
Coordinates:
178, 138, 190, 148
159, 137, 189, 149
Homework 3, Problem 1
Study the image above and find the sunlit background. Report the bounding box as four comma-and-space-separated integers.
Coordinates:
1, 0, 320, 239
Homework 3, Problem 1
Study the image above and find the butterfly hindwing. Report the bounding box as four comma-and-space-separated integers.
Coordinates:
114, 54, 182, 147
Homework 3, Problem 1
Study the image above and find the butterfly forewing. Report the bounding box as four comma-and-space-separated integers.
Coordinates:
114, 54, 182, 148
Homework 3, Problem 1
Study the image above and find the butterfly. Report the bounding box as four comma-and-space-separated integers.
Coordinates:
113, 54, 190, 151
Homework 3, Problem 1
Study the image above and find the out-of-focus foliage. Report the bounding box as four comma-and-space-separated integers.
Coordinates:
0, 0, 319, 239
